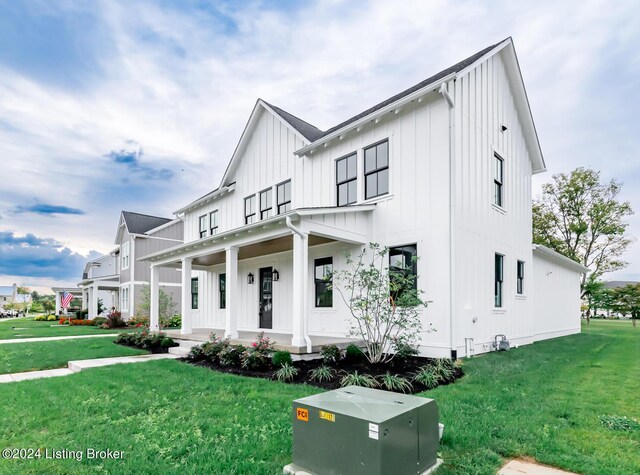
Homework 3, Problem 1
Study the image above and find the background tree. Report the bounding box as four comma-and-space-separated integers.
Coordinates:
332, 243, 431, 364
611, 283, 640, 329
582, 279, 605, 323
136, 285, 177, 323
16, 286, 31, 315
533, 167, 634, 291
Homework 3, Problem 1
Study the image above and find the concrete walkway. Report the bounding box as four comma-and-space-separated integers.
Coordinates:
0, 334, 119, 345
0, 353, 179, 383
499, 459, 578, 475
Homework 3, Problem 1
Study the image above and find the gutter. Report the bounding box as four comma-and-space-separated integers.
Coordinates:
285, 216, 312, 353
173, 183, 236, 216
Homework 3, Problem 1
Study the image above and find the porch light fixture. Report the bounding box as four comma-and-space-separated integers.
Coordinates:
247, 272, 254, 284
272, 269, 279, 281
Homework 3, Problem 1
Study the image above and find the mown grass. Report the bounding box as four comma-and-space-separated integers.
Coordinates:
0, 318, 131, 340
0, 320, 636, 474
0, 339, 148, 374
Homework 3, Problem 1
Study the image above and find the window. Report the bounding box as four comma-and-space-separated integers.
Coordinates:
191, 277, 199, 309
277, 180, 292, 214
494, 153, 504, 207
364, 140, 389, 200
209, 210, 218, 235
199, 215, 207, 238
219, 273, 226, 309
495, 253, 504, 307
121, 242, 130, 270
314, 257, 333, 307
260, 188, 273, 220
244, 195, 256, 224
121, 287, 129, 311
517, 260, 525, 295
336, 153, 357, 206
389, 244, 418, 303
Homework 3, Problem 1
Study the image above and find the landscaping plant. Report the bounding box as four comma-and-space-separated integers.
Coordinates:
274, 363, 299, 381
344, 343, 364, 361
433, 358, 455, 382
219, 344, 245, 367
308, 365, 336, 383
339, 370, 378, 388
412, 366, 439, 389
240, 332, 274, 369
377, 372, 413, 393
332, 243, 430, 364
272, 350, 293, 367
320, 344, 341, 365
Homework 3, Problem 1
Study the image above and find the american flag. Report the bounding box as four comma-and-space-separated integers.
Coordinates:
61, 291, 74, 308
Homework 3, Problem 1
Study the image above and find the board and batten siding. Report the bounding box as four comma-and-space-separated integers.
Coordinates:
451, 51, 534, 355
182, 108, 307, 243
532, 253, 582, 341
297, 93, 453, 356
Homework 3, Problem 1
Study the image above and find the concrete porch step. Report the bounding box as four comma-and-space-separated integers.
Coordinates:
168, 346, 192, 356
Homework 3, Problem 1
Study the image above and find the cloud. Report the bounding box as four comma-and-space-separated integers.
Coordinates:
13, 203, 85, 215
106, 148, 174, 181
0, 231, 100, 281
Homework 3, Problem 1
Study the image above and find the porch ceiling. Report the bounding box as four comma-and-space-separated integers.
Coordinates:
192, 234, 334, 267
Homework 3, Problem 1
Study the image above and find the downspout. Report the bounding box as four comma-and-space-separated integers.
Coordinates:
285, 216, 312, 353
440, 81, 457, 358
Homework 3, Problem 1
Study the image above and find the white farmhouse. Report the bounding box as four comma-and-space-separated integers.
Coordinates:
140, 38, 587, 357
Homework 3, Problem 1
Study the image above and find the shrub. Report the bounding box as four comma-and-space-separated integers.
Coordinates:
33, 315, 46, 321
320, 345, 341, 365
345, 344, 364, 361
104, 312, 126, 329
187, 344, 205, 361
339, 371, 378, 388
219, 344, 245, 367
433, 358, 455, 382
272, 351, 293, 367
161, 337, 178, 349
92, 317, 108, 326
240, 332, 274, 369
377, 372, 413, 393
274, 363, 299, 381
128, 315, 150, 327
161, 314, 182, 328
115, 329, 174, 352
308, 365, 336, 383
47, 315, 57, 321
412, 366, 439, 389
393, 342, 420, 361
58, 318, 94, 326
201, 336, 230, 363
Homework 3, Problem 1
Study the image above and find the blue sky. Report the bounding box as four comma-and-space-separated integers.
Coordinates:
0, 0, 639, 293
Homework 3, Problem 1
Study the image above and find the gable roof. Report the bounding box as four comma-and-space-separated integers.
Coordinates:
263, 101, 324, 142
0, 286, 15, 296
121, 211, 171, 235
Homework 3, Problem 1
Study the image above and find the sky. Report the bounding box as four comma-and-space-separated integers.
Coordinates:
0, 0, 639, 294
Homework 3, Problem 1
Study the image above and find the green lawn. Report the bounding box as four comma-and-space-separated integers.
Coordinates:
0, 320, 637, 475
0, 317, 132, 340
0, 339, 148, 374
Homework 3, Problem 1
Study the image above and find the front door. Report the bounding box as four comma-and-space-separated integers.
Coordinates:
259, 267, 273, 329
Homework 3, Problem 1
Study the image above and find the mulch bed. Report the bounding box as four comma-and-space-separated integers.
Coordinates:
185, 355, 464, 394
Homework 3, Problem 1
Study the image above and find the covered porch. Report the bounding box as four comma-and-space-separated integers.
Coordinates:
141, 207, 374, 353
76, 275, 120, 318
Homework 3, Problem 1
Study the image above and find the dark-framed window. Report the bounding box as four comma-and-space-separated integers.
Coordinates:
219, 273, 226, 309
517, 260, 525, 295
191, 277, 199, 310
389, 244, 418, 304
314, 257, 333, 307
495, 253, 504, 307
260, 188, 273, 220
198, 215, 207, 238
277, 180, 291, 214
210, 210, 218, 235
336, 153, 357, 206
494, 153, 504, 207
244, 195, 256, 224
364, 140, 389, 200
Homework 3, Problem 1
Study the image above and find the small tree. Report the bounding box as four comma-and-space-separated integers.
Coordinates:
612, 284, 640, 329
332, 243, 431, 364
136, 285, 177, 323
16, 286, 31, 315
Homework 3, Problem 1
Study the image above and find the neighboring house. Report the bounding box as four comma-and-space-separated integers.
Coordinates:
0, 284, 17, 309
115, 211, 184, 319
140, 37, 587, 357
77, 252, 120, 317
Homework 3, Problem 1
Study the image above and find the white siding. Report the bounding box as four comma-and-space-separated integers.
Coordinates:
532, 253, 582, 340
451, 51, 535, 355
182, 108, 306, 242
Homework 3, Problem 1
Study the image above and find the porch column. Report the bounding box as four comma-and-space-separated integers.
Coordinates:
291, 233, 309, 347
90, 283, 99, 318
82, 290, 88, 310
55, 291, 61, 316
181, 257, 193, 335
150, 265, 160, 331
225, 246, 239, 339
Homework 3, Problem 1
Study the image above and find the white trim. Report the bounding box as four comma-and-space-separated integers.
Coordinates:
532, 244, 590, 273
145, 217, 182, 235
131, 233, 183, 242
174, 183, 236, 216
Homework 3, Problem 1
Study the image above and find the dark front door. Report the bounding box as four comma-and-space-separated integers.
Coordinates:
259, 267, 273, 329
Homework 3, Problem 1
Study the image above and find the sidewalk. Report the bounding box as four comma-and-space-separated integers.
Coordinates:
0, 353, 180, 383
499, 459, 578, 475
0, 334, 119, 345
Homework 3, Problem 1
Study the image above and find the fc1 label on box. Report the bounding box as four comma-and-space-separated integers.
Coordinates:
319, 410, 335, 422
368, 423, 379, 440
296, 408, 308, 422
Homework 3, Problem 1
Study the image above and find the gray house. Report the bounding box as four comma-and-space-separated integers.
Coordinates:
115, 211, 184, 319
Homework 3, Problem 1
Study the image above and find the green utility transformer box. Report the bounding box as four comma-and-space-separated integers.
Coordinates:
284, 386, 440, 475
